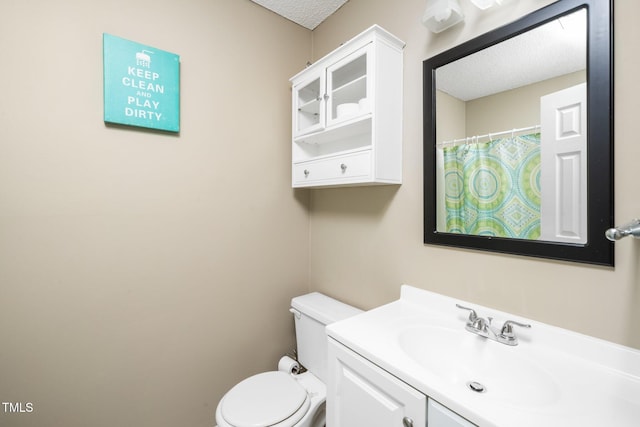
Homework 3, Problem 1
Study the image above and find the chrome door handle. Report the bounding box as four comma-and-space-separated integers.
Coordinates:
402, 416, 413, 427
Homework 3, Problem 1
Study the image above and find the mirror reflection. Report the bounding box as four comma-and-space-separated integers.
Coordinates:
435, 9, 586, 243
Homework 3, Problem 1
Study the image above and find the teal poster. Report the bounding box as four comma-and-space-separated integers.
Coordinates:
103, 34, 180, 132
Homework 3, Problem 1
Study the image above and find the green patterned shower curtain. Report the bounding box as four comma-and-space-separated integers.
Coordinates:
442, 133, 541, 239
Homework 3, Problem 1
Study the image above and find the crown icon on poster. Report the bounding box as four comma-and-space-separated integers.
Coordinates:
136, 50, 153, 68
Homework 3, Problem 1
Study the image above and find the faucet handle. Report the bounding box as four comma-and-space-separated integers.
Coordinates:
471, 317, 487, 332
498, 320, 531, 345
455, 304, 478, 323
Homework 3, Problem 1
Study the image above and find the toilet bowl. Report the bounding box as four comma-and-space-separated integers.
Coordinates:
214, 293, 362, 427
215, 371, 325, 427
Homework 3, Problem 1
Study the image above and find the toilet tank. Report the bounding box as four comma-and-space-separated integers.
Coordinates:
290, 292, 362, 383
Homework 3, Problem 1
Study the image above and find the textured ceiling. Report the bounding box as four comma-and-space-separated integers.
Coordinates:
251, 1, 586, 101
250, 0, 349, 30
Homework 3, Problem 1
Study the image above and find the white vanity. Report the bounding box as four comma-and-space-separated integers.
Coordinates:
326, 285, 640, 426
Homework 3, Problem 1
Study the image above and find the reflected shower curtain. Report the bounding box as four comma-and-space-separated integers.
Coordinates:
442, 133, 541, 239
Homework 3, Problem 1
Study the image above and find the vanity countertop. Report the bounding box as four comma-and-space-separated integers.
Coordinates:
326, 285, 640, 427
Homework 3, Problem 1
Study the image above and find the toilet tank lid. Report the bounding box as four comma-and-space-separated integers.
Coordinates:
291, 292, 362, 325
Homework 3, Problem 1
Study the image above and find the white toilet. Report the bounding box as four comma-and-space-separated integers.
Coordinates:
215, 292, 362, 427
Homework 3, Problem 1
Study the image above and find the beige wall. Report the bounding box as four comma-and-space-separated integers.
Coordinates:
466, 70, 586, 136
2, 0, 638, 426
436, 71, 585, 143
0, 0, 311, 426
310, 0, 640, 349
436, 90, 466, 143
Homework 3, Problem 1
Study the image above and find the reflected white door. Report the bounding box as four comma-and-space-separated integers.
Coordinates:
540, 83, 587, 243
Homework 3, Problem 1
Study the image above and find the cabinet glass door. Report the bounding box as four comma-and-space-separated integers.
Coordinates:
326, 45, 371, 127
293, 73, 325, 137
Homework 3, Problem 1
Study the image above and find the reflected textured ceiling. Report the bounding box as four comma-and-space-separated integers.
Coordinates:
437, 9, 587, 101
250, 0, 349, 30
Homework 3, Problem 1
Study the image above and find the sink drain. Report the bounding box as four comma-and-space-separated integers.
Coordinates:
467, 381, 486, 393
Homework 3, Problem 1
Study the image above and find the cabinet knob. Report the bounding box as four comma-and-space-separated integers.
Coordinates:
304, 169, 310, 177
324, 94, 330, 101
402, 416, 414, 427
340, 163, 347, 172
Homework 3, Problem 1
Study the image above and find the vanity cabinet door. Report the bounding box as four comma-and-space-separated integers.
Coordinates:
327, 338, 426, 427
428, 399, 477, 427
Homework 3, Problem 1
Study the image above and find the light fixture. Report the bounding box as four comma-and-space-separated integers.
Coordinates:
469, 0, 509, 10
469, 0, 496, 10
422, 0, 465, 33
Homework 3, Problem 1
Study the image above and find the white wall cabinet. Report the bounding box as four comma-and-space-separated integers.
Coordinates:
328, 338, 478, 427
290, 25, 404, 188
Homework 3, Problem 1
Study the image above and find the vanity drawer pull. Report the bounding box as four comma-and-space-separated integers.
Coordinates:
402, 416, 413, 427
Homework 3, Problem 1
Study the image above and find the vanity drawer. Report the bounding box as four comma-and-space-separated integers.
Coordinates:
293, 151, 371, 187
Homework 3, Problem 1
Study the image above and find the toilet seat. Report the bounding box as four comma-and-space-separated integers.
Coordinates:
219, 371, 311, 427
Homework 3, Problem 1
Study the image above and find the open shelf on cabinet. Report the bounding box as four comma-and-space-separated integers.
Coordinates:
293, 142, 373, 164
294, 115, 371, 146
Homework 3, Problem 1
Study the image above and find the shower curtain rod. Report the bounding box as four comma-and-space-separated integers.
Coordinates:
437, 124, 540, 148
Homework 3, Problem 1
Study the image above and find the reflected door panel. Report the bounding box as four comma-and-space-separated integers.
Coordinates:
540, 83, 587, 243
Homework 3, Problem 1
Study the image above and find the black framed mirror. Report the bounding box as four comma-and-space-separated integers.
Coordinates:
423, 0, 613, 266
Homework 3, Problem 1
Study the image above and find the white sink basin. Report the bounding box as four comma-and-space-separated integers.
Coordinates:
326, 285, 640, 427
398, 325, 561, 407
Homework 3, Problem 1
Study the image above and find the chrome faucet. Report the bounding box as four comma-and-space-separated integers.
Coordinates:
456, 304, 531, 346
